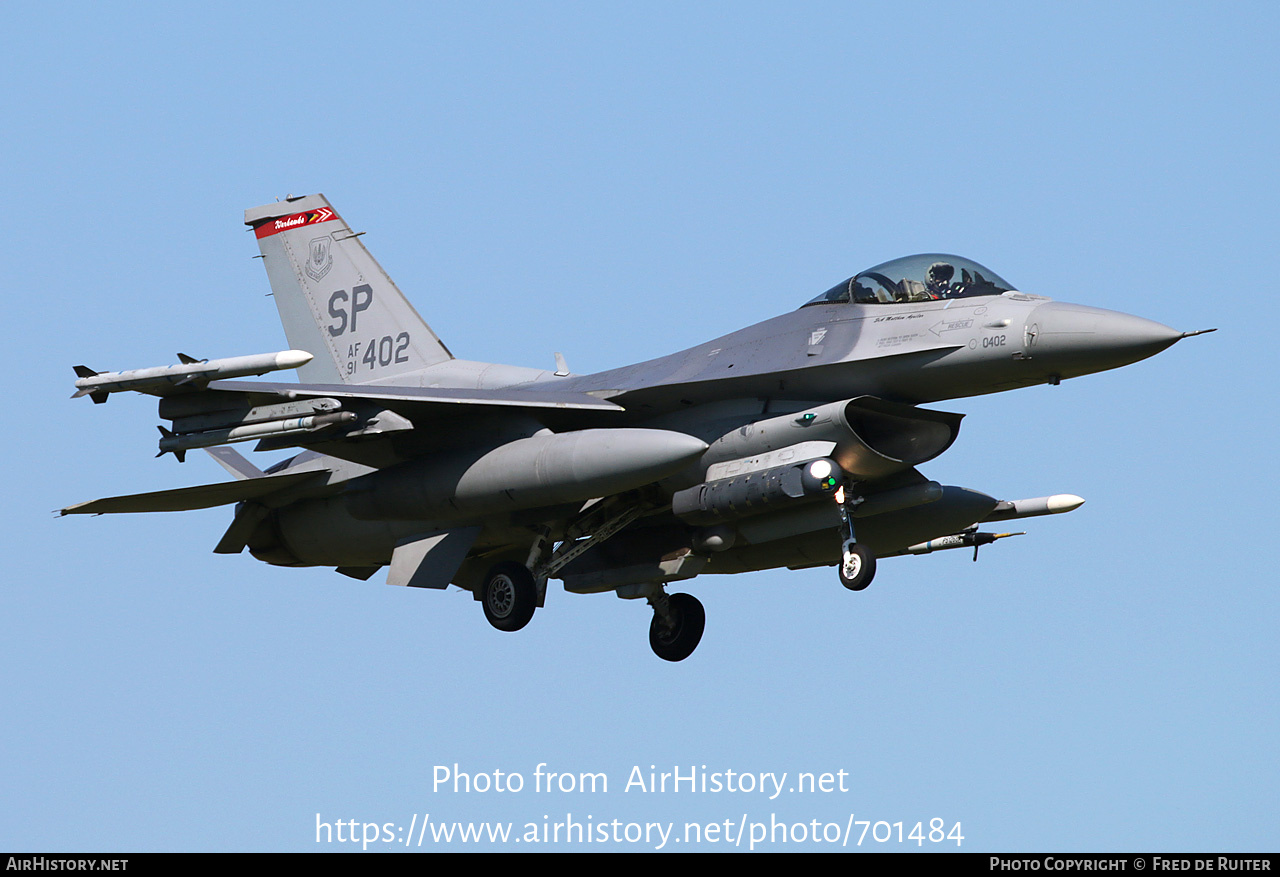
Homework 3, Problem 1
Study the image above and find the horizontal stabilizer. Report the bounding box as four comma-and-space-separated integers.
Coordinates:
60, 470, 320, 516
203, 446, 266, 480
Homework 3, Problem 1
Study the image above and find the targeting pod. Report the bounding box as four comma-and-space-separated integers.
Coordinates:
672, 457, 844, 525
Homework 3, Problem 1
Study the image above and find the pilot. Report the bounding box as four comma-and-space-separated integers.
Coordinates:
925, 261, 956, 299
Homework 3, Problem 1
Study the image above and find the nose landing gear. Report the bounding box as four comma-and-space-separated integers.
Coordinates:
837, 488, 877, 591
839, 540, 877, 591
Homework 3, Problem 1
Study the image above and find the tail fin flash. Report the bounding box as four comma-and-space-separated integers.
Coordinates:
245, 194, 452, 384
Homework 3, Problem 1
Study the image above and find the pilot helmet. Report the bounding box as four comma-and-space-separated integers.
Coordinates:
926, 262, 955, 286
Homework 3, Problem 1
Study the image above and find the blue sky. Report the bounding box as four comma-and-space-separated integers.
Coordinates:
2, 2, 1276, 851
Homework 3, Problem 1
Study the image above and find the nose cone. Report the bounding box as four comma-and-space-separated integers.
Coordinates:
1026, 302, 1183, 376
274, 349, 315, 370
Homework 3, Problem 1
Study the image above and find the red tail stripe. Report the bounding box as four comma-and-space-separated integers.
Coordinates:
253, 206, 339, 239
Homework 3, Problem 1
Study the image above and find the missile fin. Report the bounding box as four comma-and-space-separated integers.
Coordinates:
156, 426, 186, 462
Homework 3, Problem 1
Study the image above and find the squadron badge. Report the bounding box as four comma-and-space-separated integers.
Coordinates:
305, 236, 333, 281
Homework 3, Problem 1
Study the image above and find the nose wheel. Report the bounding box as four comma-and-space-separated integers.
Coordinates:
838, 491, 876, 591
839, 540, 876, 591
647, 591, 705, 662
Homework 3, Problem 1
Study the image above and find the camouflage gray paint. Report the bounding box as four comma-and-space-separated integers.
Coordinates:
61, 194, 1210, 661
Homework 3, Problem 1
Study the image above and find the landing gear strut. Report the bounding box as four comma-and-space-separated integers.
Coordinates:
838, 490, 876, 591
647, 590, 705, 662
481, 562, 537, 632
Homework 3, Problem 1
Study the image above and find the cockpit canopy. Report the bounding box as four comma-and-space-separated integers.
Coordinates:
804, 254, 1015, 307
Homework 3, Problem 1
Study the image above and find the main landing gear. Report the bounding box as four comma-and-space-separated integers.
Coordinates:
480, 562, 537, 632
647, 589, 706, 662
479, 557, 708, 662
480, 500, 649, 634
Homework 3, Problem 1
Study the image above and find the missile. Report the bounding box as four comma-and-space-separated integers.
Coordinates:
981, 494, 1085, 522
157, 411, 357, 458
71, 350, 313, 402
904, 529, 1024, 559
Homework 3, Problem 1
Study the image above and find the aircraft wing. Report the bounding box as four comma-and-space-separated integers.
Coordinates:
71, 353, 628, 461
161, 380, 627, 461
205, 380, 625, 411
59, 470, 322, 515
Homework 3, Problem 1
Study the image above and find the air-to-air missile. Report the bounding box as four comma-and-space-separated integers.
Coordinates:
896, 494, 1086, 559
72, 350, 314, 403
157, 412, 358, 458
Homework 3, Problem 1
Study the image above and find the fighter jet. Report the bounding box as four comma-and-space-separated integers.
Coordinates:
61, 194, 1212, 661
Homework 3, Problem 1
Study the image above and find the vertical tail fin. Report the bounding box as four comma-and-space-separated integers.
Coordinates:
245, 194, 452, 385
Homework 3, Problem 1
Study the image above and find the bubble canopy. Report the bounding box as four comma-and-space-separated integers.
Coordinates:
804, 254, 1015, 307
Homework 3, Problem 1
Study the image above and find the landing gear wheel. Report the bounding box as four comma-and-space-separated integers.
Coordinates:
649, 592, 706, 662
839, 542, 877, 591
481, 562, 537, 632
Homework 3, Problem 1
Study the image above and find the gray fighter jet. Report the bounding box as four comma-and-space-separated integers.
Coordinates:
61, 194, 1212, 661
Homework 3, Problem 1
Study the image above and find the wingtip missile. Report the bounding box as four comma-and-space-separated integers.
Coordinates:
70, 349, 315, 400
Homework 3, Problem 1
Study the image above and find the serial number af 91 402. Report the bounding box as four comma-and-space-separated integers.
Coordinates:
345, 333, 412, 374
